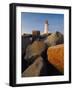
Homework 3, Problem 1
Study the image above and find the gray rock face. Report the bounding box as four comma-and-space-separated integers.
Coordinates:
22, 35, 32, 55
22, 56, 43, 77
44, 32, 64, 47
24, 40, 46, 60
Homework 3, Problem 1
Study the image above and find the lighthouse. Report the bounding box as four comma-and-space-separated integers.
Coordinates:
44, 20, 49, 34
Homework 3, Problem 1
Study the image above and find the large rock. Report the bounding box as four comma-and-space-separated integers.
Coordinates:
44, 32, 64, 47
22, 56, 43, 77
24, 40, 46, 60
22, 35, 32, 55
47, 44, 64, 74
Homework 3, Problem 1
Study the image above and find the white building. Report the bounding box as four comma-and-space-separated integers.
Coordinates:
44, 20, 49, 34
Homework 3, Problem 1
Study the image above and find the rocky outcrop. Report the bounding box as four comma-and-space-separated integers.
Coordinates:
44, 32, 64, 47
22, 31, 64, 77
47, 44, 64, 74
24, 40, 46, 61
22, 56, 43, 77
22, 35, 32, 55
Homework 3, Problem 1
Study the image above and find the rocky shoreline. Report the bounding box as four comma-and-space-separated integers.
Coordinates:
22, 31, 64, 77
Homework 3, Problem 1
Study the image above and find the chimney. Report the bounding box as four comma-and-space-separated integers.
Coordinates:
44, 20, 49, 34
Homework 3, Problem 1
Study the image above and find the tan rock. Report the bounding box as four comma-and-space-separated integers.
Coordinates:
47, 44, 64, 73
22, 56, 43, 77
24, 40, 46, 60
44, 32, 64, 47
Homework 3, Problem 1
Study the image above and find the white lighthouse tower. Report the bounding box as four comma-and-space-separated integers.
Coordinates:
44, 20, 49, 34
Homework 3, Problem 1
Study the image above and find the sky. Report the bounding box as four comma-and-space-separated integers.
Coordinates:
21, 12, 64, 34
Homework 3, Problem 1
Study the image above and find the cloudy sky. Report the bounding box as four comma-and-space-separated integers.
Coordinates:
21, 12, 64, 34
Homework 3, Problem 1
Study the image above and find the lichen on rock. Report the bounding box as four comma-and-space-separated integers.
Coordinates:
47, 44, 64, 74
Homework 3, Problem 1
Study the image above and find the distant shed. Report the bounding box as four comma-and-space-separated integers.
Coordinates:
32, 30, 40, 41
